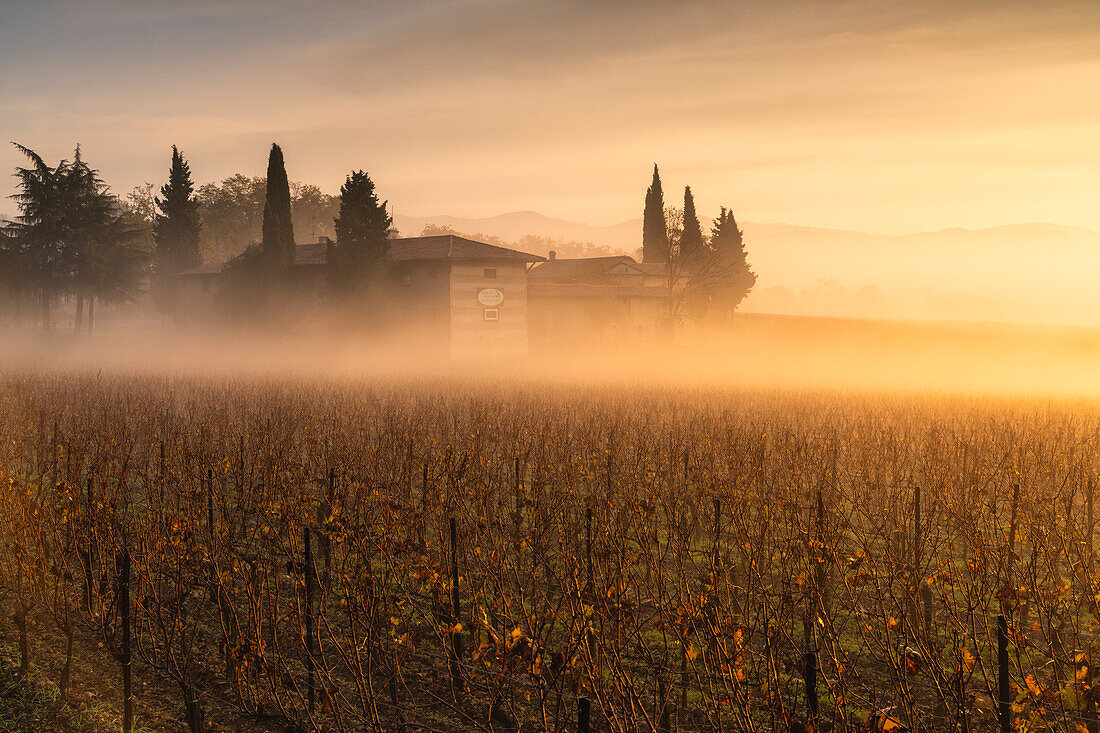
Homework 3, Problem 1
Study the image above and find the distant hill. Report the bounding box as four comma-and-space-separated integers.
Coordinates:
394, 211, 1100, 327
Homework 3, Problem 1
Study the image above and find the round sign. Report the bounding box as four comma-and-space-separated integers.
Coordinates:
477, 288, 504, 306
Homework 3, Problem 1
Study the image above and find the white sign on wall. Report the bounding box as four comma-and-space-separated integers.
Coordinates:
477, 288, 504, 307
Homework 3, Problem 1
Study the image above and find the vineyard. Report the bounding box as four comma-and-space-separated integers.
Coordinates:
2, 371, 1100, 732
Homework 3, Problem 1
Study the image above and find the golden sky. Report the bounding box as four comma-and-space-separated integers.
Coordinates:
2, 0, 1098, 234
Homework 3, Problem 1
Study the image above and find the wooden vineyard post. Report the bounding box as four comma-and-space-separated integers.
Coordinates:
586, 506, 593, 592
514, 456, 523, 531
83, 476, 94, 614
805, 650, 818, 731
322, 468, 334, 590
913, 483, 933, 641
237, 434, 245, 511
1003, 483, 1020, 618
450, 516, 463, 699
418, 464, 428, 549
51, 421, 57, 486
1089, 476, 1095, 572
118, 545, 133, 733
206, 469, 215, 541
304, 525, 315, 715
997, 615, 1010, 733
1008, 484, 1020, 568
578, 695, 590, 733
712, 497, 721, 572
658, 677, 670, 732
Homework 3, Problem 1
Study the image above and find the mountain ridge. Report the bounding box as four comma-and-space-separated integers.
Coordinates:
394, 210, 1100, 252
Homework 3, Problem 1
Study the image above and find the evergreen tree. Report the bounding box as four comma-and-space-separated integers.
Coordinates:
153, 146, 202, 276
218, 145, 295, 326
679, 186, 705, 258
328, 170, 392, 295
3, 144, 148, 333
261, 143, 295, 272
710, 207, 757, 318
66, 148, 147, 333
5, 145, 72, 331
641, 164, 668, 264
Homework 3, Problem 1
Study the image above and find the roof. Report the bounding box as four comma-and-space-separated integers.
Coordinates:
528, 255, 667, 282
632, 262, 670, 276
528, 283, 671, 299
389, 235, 544, 263
176, 236, 542, 277
295, 242, 328, 266
176, 262, 226, 276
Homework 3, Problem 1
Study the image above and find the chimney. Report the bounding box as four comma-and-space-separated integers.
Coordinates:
549, 250, 556, 260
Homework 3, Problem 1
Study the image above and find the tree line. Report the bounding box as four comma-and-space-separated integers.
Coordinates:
642, 164, 757, 323
0, 142, 391, 331
1, 144, 757, 333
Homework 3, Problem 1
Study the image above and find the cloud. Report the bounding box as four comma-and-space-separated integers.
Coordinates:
1, 0, 1099, 232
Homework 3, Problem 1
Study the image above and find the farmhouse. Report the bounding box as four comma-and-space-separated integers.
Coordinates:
526, 253, 673, 348
175, 235, 677, 356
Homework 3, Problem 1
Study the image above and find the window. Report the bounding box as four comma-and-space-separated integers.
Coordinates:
483, 268, 497, 279
201, 277, 211, 294
401, 273, 412, 287
483, 308, 499, 322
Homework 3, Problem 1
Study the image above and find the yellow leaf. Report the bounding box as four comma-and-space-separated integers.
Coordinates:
1025, 674, 1042, 697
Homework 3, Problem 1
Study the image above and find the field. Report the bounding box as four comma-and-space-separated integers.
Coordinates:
1, 369, 1100, 732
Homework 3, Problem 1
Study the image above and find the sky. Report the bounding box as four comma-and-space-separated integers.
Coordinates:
1, 0, 1098, 234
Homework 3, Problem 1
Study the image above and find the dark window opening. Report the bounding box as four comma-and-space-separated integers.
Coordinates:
484, 268, 497, 279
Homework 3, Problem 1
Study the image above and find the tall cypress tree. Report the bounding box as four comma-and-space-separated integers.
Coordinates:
641, 164, 668, 264
261, 143, 295, 272
153, 146, 202, 280
328, 170, 392, 295
680, 186, 704, 258
710, 207, 757, 317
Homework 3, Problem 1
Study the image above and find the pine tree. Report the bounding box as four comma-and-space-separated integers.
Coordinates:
710, 207, 757, 318
152, 147, 202, 312
67, 147, 147, 333
328, 170, 392, 295
4, 144, 146, 333
261, 143, 295, 272
679, 186, 704, 258
5, 144, 72, 332
642, 164, 668, 264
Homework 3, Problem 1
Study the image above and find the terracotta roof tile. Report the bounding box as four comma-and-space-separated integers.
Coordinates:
176, 235, 543, 277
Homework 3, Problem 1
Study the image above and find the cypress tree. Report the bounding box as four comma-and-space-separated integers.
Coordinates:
642, 164, 668, 264
328, 170, 392, 295
153, 146, 202, 280
261, 143, 295, 272
710, 207, 757, 317
680, 186, 704, 258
